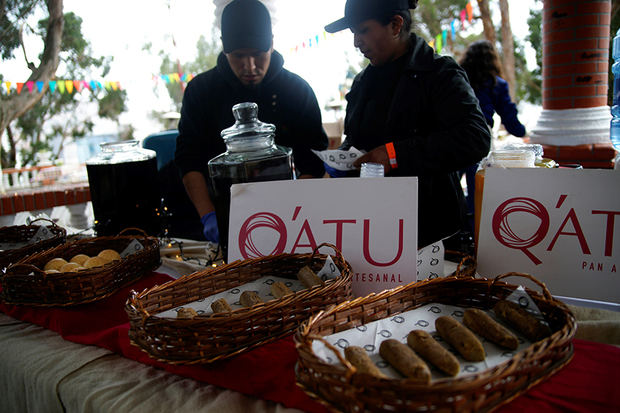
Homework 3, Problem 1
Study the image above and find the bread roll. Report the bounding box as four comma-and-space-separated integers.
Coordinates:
435, 316, 485, 362
211, 298, 232, 313
70, 254, 90, 265
240, 291, 263, 308
493, 300, 552, 342
407, 330, 460, 376
177, 307, 198, 319
344, 346, 387, 378
44, 269, 60, 274
270, 281, 293, 299
463, 308, 519, 350
60, 262, 83, 273
83, 256, 106, 269
297, 265, 322, 289
98, 249, 121, 263
44, 258, 68, 271
379, 339, 431, 383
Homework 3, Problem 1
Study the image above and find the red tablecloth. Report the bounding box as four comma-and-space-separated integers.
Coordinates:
1, 272, 618, 412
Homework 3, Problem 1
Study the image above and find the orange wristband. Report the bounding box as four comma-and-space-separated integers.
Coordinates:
385, 142, 398, 169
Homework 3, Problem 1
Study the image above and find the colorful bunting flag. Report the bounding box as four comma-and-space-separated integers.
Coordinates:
49, 81, 57, 93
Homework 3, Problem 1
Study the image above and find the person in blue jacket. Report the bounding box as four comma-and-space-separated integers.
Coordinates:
459, 39, 527, 230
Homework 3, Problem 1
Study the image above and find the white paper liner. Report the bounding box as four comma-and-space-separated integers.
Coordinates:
312, 302, 534, 381
157, 255, 341, 317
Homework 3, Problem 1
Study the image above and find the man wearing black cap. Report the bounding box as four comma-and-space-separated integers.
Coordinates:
175, 0, 328, 244
324, 0, 491, 250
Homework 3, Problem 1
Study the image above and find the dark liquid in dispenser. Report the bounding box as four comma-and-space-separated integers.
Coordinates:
87, 158, 161, 236
209, 155, 293, 261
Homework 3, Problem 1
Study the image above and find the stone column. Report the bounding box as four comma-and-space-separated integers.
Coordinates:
530, 0, 616, 168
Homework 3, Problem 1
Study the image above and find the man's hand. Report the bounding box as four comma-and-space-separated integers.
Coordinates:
200, 211, 220, 243
353, 145, 391, 172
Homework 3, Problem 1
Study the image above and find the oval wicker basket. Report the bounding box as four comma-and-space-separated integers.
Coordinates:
0, 218, 66, 270
1, 228, 160, 306
294, 270, 576, 413
126, 243, 353, 364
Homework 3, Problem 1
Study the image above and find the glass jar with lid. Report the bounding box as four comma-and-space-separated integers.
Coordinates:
86, 140, 161, 236
208, 102, 294, 260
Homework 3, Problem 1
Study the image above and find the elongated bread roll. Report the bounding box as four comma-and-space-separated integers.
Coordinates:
240, 290, 263, 308
211, 298, 232, 313
379, 339, 431, 383
270, 281, 293, 299
463, 308, 519, 350
493, 300, 552, 342
344, 346, 387, 378
177, 307, 198, 319
435, 316, 485, 362
297, 265, 323, 288
407, 330, 460, 376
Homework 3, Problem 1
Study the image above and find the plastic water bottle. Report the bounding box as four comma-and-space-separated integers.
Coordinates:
611, 28, 620, 151
360, 162, 384, 178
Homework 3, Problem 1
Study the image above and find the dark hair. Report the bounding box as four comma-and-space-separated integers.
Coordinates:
459, 40, 502, 91
376, 0, 417, 39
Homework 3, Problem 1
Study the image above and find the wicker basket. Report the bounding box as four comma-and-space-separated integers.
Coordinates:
126, 243, 353, 364
1, 228, 160, 306
295, 271, 576, 413
0, 218, 66, 270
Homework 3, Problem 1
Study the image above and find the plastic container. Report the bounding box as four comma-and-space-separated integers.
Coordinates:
474, 149, 535, 251
208, 102, 294, 261
360, 162, 384, 178
86, 140, 161, 236
611, 28, 620, 151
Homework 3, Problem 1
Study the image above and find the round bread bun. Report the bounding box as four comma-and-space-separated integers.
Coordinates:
70, 254, 90, 265
44, 257, 68, 272
60, 262, 83, 273
83, 256, 106, 269
44, 269, 61, 274
97, 249, 121, 264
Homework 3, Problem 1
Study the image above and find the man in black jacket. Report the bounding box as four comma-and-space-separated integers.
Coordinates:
325, 0, 491, 249
175, 0, 328, 244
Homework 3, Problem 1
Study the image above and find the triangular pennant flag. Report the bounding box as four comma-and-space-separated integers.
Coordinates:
65, 80, 74, 93
315, 35, 319, 44
435, 34, 443, 53
309, 38, 312, 47
429, 38, 435, 49
323, 30, 327, 40
442, 29, 447, 46
466, 2, 473, 22
58, 81, 66, 94
90, 80, 97, 90
186, 74, 194, 82
36, 81, 44, 92
163, 74, 170, 84
112, 82, 119, 91
49, 81, 57, 93
96, 81, 103, 90
460, 9, 466, 28
73, 80, 82, 92
17, 82, 24, 94
26, 81, 34, 93
173, 73, 181, 82
5, 82, 11, 94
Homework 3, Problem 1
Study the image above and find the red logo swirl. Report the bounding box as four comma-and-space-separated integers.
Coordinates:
492, 197, 549, 265
238, 212, 287, 259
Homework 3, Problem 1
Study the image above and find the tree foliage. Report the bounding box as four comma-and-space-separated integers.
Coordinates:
0, 1, 128, 169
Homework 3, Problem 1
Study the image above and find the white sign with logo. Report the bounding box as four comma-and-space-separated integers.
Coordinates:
228, 178, 418, 297
477, 168, 620, 303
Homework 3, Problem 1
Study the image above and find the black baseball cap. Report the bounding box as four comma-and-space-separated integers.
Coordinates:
325, 0, 415, 33
221, 0, 273, 53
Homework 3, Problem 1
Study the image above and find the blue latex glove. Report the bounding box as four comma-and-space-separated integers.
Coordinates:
323, 162, 348, 178
200, 211, 220, 243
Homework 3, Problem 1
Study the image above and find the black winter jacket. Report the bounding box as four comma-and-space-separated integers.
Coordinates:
175, 51, 328, 179
342, 34, 491, 247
